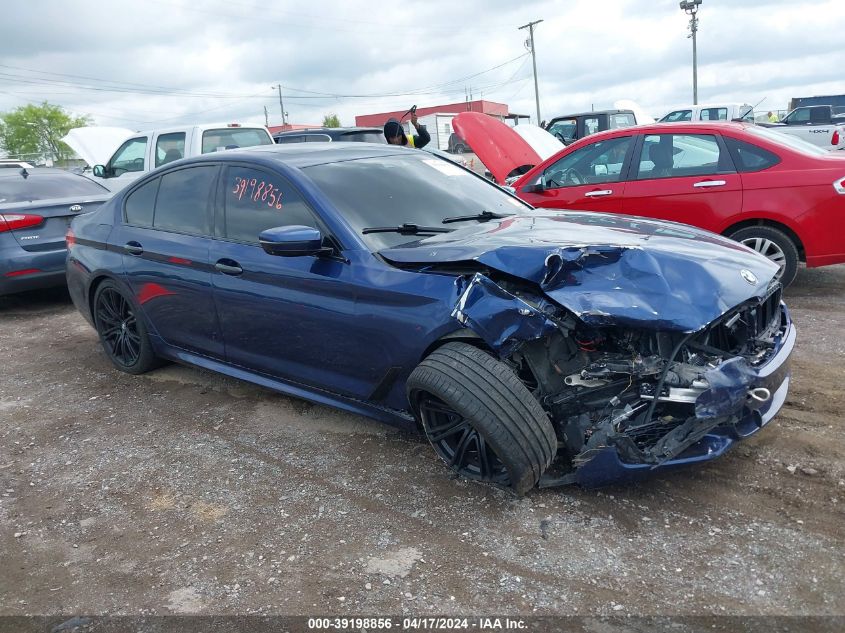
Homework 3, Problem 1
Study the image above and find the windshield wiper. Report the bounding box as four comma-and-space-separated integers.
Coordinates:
362, 223, 455, 235
441, 210, 513, 224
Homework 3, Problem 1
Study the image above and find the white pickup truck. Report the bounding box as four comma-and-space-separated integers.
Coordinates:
764, 105, 845, 151
63, 122, 274, 191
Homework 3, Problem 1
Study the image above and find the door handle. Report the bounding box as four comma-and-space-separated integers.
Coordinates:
584, 189, 613, 197
693, 180, 727, 188
124, 241, 143, 255
215, 260, 243, 276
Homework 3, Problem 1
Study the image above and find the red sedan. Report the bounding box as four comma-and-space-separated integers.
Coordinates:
512, 122, 845, 286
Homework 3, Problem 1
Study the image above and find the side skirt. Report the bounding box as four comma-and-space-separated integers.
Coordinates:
150, 336, 417, 432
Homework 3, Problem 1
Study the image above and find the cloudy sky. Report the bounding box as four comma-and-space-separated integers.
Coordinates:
0, 0, 841, 131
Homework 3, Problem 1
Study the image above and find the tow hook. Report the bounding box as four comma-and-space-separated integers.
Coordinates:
747, 387, 771, 404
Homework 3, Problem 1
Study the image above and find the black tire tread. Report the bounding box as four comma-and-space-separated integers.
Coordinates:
408, 342, 557, 495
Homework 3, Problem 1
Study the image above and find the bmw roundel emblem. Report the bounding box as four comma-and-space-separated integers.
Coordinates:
741, 269, 758, 285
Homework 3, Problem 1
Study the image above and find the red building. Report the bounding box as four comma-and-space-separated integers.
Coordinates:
355, 100, 515, 127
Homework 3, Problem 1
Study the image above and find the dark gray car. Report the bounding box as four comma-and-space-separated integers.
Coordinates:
0, 168, 111, 295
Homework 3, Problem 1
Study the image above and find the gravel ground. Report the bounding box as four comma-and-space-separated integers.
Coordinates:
0, 265, 843, 619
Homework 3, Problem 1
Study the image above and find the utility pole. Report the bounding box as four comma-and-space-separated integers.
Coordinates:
263, 106, 269, 127
278, 84, 287, 125
680, 1, 702, 105
518, 19, 543, 125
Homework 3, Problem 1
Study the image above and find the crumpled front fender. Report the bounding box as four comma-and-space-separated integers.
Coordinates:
451, 273, 559, 357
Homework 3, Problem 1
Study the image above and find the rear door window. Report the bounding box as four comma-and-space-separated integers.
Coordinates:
637, 134, 733, 179
609, 113, 636, 129
700, 108, 728, 121
152, 166, 217, 235
583, 116, 600, 136
155, 132, 186, 167
202, 128, 272, 153
222, 165, 319, 243
124, 178, 160, 227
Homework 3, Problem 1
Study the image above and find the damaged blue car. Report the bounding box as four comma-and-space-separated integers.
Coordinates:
67, 144, 795, 494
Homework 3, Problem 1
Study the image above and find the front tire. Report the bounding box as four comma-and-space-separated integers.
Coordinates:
93, 280, 160, 374
407, 342, 557, 495
728, 226, 799, 287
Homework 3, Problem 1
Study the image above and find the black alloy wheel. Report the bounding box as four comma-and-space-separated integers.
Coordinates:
417, 394, 510, 485
96, 287, 140, 366
93, 281, 161, 374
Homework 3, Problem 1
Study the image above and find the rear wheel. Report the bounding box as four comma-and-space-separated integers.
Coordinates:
93, 280, 160, 374
407, 342, 557, 495
728, 226, 799, 287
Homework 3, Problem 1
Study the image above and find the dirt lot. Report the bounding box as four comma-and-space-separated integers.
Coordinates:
1, 265, 843, 619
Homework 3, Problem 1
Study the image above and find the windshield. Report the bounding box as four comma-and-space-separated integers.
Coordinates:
0, 171, 109, 203
303, 153, 531, 249
745, 126, 830, 157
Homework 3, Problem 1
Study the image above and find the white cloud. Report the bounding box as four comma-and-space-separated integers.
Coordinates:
0, 0, 840, 130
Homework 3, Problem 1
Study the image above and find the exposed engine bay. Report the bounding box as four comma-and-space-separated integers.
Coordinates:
449, 269, 788, 484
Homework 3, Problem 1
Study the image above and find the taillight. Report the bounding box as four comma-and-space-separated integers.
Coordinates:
66, 227, 76, 247
0, 213, 43, 233
833, 130, 841, 146
834, 177, 845, 195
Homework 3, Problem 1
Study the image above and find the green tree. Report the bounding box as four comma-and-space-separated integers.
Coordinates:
322, 113, 341, 128
0, 102, 91, 164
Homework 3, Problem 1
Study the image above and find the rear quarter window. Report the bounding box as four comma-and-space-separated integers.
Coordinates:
723, 137, 781, 172
124, 178, 159, 226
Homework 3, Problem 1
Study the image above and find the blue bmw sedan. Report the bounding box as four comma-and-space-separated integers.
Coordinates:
67, 144, 794, 493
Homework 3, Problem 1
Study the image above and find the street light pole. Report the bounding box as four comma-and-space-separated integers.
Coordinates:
518, 19, 543, 125
680, 0, 702, 105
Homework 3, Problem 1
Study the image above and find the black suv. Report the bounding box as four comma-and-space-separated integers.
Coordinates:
273, 127, 386, 144
544, 109, 637, 145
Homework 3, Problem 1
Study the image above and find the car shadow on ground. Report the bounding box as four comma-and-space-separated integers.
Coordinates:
0, 286, 73, 313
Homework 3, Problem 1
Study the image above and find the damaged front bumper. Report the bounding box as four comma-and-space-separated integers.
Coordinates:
551, 305, 796, 488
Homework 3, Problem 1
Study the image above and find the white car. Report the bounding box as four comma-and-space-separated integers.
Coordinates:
660, 103, 754, 123
63, 123, 274, 192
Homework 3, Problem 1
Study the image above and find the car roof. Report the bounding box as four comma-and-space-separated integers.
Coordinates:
274, 126, 382, 136
548, 109, 634, 120
184, 142, 410, 169
583, 120, 755, 140
0, 167, 86, 179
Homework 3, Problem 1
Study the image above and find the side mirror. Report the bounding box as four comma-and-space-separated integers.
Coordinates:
92, 164, 106, 178
259, 225, 330, 257
521, 181, 545, 194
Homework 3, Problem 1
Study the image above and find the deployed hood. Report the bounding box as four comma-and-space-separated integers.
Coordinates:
512, 124, 564, 160
380, 212, 779, 332
62, 126, 135, 166
452, 112, 541, 184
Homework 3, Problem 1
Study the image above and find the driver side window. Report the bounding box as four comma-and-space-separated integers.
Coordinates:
109, 137, 148, 174
542, 136, 633, 189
